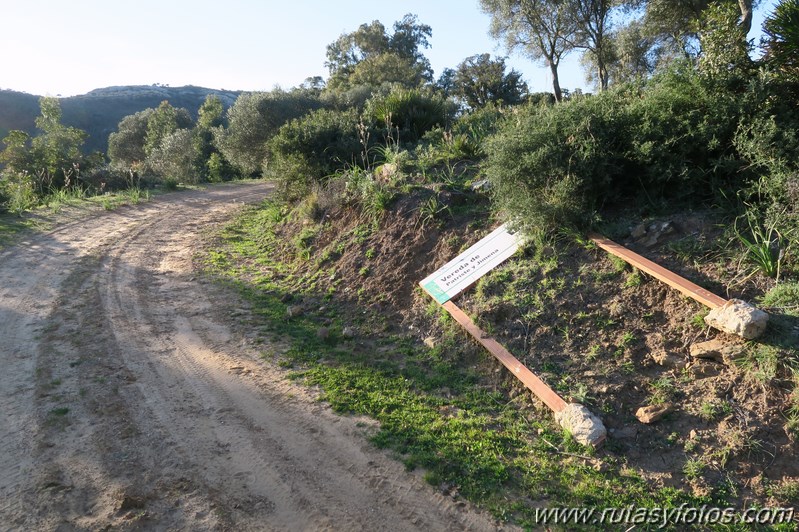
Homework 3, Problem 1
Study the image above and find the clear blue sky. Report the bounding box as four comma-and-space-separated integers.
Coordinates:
1, 0, 779, 97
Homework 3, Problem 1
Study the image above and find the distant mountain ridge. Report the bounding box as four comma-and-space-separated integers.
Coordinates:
0, 85, 242, 154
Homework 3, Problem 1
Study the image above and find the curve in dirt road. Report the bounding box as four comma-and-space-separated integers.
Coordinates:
0, 182, 505, 531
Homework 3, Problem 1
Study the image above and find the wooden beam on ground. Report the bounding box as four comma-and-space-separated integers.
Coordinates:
442, 300, 567, 413
589, 233, 728, 310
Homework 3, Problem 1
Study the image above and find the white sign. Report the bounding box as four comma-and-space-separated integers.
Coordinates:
420, 223, 524, 304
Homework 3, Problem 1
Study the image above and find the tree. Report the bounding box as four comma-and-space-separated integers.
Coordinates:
697, 0, 752, 79
481, 0, 579, 102
452, 54, 528, 108
739, 0, 754, 34
148, 129, 196, 183
31, 97, 87, 186
215, 90, 322, 176
192, 95, 228, 180
108, 108, 155, 169
572, 0, 616, 91
1, 97, 87, 199
436, 68, 457, 96
0, 130, 32, 174
144, 100, 192, 157
324, 14, 433, 91
625, 0, 758, 69
597, 18, 657, 85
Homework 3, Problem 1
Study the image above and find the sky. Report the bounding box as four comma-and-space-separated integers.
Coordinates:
1, 0, 780, 98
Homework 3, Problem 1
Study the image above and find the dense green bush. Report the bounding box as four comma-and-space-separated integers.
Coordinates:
263, 108, 364, 198
484, 65, 747, 232
216, 90, 324, 176
419, 103, 508, 163
365, 87, 452, 143
733, 71, 799, 234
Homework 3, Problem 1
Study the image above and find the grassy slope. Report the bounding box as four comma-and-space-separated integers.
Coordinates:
197, 195, 799, 530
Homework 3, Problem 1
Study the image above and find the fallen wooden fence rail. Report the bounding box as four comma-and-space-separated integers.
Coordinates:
442, 300, 566, 413
589, 233, 769, 339
588, 233, 728, 309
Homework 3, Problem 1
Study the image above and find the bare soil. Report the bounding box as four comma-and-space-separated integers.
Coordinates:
0, 182, 503, 531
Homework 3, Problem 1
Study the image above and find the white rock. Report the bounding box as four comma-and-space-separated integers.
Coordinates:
704, 299, 769, 340
555, 403, 607, 448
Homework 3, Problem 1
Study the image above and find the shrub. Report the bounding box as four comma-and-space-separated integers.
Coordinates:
216, 90, 324, 176
365, 87, 451, 143
733, 72, 799, 235
263, 108, 364, 198
484, 65, 746, 233
0, 171, 37, 214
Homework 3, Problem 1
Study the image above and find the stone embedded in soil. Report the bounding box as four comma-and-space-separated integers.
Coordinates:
630, 223, 648, 239
286, 305, 303, 318
555, 403, 607, 447
651, 350, 687, 369
704, 299, 769, 340
342, 326, 356, 338
687, 361, 721, 379
635, 403, 674, 424
689, 339, 743, 364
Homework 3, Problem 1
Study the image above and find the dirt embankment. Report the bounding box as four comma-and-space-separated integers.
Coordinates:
0, 182, 502, 531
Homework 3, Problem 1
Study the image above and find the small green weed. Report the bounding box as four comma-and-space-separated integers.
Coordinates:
683, 458, 705, 480
416, 196, 450, 229
649, 377, 675, 405
733, 212, 789, 279
691, 309, 710, 329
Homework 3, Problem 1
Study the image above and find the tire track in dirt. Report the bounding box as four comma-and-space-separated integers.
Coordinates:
0, 182, 505, 531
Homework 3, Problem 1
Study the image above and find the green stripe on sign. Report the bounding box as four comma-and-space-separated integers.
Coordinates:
423, 280, 450, 304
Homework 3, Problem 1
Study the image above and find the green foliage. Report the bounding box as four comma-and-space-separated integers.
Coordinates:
147, 128, 197, 184
365, 87, 449, 142
484, 65, 746, 234
733, 210, 791, 279
0, 97, 89, 211
446, 103, 507, 160
263, 108, 362, 197
696, 1, 753, 82
760, 281, 799, 310
325, 14, 433, 91
0, 171, 37, 214
341, 167, 395, 222
216, 90, 324, 176
732, 71, 799, 239
479, 0, 578, 101
143, 100, 192, 157
108, 108, 154, 170
205, 152, 233, 183
763, 0, 799, 80
451, 53, 528, 109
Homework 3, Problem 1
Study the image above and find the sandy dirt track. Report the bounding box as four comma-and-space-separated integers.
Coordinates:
0, 182, 504, 531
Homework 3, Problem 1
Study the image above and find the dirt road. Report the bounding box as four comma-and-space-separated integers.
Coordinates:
0, 182, 501, 531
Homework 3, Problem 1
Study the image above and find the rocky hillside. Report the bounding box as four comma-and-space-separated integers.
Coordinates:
0, 85, 241, 154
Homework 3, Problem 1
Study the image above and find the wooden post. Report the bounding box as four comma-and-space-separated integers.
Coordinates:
442, 300, 567, 413
589, 233, 728, 309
